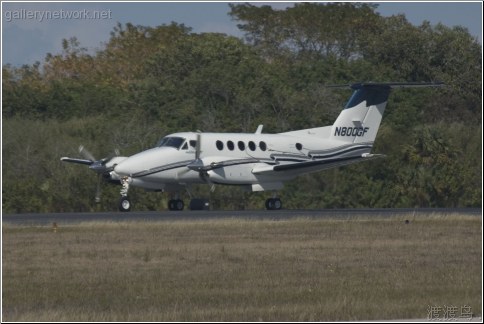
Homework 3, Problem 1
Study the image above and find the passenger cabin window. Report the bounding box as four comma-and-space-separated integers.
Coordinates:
189, 140, 197, 148
157, 137, 185, 149
227, 141, 234, 151
259, 141, 267, 151
238, 141, 245, 151
216, 140, 224, 151
248, 141, 256, 151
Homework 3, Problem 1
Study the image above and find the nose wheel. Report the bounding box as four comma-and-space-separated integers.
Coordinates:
119, 196, 132, 212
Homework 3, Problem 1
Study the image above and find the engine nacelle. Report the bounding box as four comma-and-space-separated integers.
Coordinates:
207, 164, 259, 185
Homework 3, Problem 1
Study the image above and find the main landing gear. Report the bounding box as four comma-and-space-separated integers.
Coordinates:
265, 197, 282, 210
264, 190, 283, 210
168, 199, 184, 211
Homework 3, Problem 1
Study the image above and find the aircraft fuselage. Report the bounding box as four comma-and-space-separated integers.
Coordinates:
112, 130, 374, 192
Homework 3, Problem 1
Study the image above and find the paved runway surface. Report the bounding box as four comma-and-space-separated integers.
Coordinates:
3, 208, 481, 225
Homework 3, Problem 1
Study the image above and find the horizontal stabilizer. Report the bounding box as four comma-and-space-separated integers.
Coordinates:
361, 153, 386, 159
326, 81, 444, 89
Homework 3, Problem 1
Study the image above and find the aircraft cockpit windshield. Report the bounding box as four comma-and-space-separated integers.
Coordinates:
156, 136, 186, 149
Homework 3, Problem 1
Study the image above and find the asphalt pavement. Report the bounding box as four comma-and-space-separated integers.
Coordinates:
2, 208, 481, 225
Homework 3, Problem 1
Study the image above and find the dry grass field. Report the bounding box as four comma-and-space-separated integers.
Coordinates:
2, 214, 482, 321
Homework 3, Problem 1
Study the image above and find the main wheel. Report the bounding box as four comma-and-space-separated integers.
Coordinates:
175, 199, 184, 211
265, 198, 273, 210
168, 199, 184, 211
265, 198, 282, 210
168, 199, 175, 211
119, 196, 131, 212
273, 198, 282, 210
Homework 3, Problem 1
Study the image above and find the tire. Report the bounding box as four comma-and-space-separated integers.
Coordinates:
273, 198, 282, 210
168, 199, 176, 211
265, 198, 282, 210
175, 199, 184, 211
168, 199, 184, 211
119, 196, 131, 212
265, 198, 274, 210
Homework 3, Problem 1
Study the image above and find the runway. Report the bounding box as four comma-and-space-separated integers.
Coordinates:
2, 208, 481, 225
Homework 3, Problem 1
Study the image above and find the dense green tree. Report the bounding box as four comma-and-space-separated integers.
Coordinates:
229, 3, 380, 60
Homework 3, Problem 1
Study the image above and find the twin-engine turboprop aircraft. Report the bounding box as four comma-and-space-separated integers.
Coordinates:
61, 82, 442, 211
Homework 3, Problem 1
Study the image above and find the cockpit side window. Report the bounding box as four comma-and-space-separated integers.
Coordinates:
157, 137, 186, 149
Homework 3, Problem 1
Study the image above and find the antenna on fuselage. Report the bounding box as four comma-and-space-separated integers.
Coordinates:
195, 132, 202, 160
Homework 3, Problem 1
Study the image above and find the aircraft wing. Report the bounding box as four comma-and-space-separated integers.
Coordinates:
188, 157, 264, 172
131, 157, 268, 178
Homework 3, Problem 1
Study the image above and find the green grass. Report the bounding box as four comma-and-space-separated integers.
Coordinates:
2, 214, 482, 321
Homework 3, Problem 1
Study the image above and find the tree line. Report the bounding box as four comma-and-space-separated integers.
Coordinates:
2, 3, 481, 212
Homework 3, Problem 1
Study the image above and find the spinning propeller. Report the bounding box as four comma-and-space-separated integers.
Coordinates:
61, 145, 121, 203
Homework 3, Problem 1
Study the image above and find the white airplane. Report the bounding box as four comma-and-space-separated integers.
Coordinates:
61, 82, 442, 211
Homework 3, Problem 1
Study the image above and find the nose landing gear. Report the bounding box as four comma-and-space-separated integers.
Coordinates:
119, 176, 132, 212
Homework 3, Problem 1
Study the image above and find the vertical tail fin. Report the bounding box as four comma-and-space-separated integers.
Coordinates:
330, 83, 391, 144
330, 82, 443, 144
